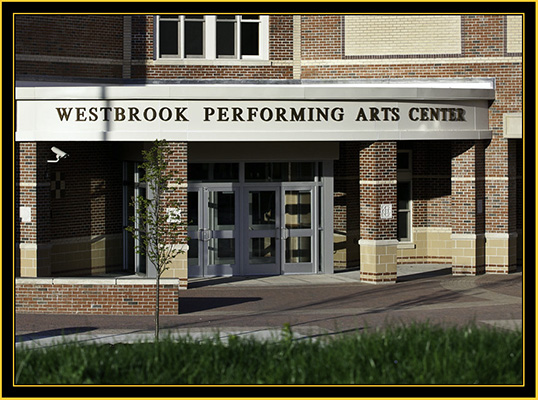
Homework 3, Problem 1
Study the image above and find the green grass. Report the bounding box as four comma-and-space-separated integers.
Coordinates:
15, 323, 523, 385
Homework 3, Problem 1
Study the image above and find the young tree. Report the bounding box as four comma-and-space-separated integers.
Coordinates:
125, 139, 185, 339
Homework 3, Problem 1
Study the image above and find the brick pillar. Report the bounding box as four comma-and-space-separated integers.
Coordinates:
159, 141, 189, 288
484, 137, 518, 273
16, 142, 51, 277
451, 141, 486, 275
359, 142, 398, 284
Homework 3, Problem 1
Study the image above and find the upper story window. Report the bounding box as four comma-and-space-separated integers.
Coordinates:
157, 15, 269, 61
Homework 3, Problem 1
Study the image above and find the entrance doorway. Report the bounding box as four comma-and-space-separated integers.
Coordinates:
187, 186, 239, 277
187, 162, 323, 277
245, 186, 316, 275
122, 162, 147, 275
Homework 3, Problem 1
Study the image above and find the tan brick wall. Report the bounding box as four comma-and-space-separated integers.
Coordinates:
359, 240, 398, 284
506, 15, 523, 53
49, 234, 122, 276
344, 15, 461, 56
397, 227, 453, 265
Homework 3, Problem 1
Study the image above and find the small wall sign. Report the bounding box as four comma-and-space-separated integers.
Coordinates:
380, 204, 392, 219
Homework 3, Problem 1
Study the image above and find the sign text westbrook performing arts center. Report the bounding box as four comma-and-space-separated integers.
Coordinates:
55, 105, 468, 124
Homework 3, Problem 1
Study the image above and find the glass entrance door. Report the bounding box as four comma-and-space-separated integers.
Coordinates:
188, 187, 238, 277
282, 188, 316, 274
242, 186, 316, 275
244, 188, 281, 275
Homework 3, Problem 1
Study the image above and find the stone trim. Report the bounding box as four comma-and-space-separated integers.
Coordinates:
300, 56, 521, 66
16, 53, 122, 65
359, 239, 399, 246
359, 180, 398, 185
16, 277, 181, 286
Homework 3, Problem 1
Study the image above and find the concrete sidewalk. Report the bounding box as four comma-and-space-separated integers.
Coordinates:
15, 265, 523, 349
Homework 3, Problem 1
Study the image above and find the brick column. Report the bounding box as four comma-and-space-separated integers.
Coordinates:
484, 137, 518, 273
16, 142, 51, 277
359, 142, 398, 284
159, 141, 189, 289
451, 141, 486, 275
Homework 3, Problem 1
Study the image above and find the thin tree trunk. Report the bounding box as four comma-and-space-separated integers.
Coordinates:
155, 274, 160, 340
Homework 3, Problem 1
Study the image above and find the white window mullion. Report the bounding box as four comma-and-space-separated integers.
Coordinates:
179, 15, 185, 58
157, 14, 269, 61
205, 15, 217, 59
236, 15, 242, 59
259, 15, 269, 60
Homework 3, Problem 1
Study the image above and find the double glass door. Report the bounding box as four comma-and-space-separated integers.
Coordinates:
188, 187, 238, 277
246, 186, 316, 275
188, 184, 317, 277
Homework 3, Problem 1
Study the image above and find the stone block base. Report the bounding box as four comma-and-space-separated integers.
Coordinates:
485, 233, 518, 274
359, 239, 398, 284
451, 234, 485, 276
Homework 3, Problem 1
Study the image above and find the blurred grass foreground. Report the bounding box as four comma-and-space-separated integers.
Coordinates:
15, 322, 523, 385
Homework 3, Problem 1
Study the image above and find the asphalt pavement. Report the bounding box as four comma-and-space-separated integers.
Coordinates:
15, 264, 524, 349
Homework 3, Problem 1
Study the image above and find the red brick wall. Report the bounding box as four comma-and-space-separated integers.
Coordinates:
16, 142, 52, 244
15, 15, 123, 58
301, 15, 342, 60
15, 15, 124, 79
359, 142, 397, 241
411, 141, 452, 228
451, 141, 486, 235
16, 281, 179, 315
47, 142, 123, 239
162, 141, 188, 245
269, 15, 294, 60
462, 15, 505, 57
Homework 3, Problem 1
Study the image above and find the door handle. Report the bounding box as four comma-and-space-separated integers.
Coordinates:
200, 229, 211, 242
279, 227, 289, 240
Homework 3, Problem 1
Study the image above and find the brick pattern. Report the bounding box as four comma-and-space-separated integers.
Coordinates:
451, 141, 486, 235
16, 281, 180, 315
15, 15, 124, 79
462, 15, 505, 57
359, 142, 398, 284
301, 15, 342, 60
162, 141, 188, 243
359, 142, 397, 241
16, 142, 123, 276
15, 15, 123, 59
506, 15, 523, 53
451, 141, 486, 275
411, 141, 452, 228
160, 142, 189, 279
137, 65, 293, 80
344, 15, 461, 57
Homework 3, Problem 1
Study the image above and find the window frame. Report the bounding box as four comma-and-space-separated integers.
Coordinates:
155, 15, 269, 62
397, 150, 413, 242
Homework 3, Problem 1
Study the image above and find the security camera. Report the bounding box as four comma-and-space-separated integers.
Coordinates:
47, 146, 69, 163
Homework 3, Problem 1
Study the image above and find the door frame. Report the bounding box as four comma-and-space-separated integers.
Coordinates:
241, 185, 282, 275
280, 184, 318, 274
187, 183, 239, 278
186, 160, 334, 277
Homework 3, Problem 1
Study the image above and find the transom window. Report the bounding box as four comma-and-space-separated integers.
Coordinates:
157, 15, 269, 60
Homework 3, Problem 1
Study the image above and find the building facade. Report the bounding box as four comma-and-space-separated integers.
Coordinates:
14, 14, 524, 314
